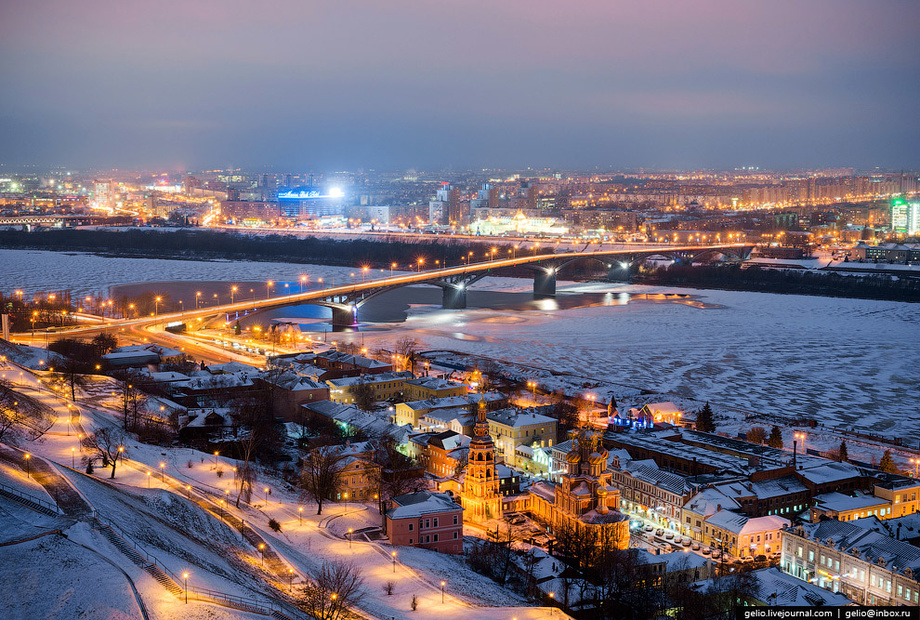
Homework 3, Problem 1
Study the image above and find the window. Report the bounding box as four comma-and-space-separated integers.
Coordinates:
808, 550, 814, 562
453, 515, 458, 525
408, 523, 413, 532
434, 534, 439, 542
409, 538, 413, 544
425, 519, 430, 529
425, 535, 430, 543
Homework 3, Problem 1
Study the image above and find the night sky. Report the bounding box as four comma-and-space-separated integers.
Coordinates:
1, 0, 918, 171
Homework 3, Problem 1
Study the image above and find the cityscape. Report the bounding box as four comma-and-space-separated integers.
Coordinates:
1, 2, 919, 620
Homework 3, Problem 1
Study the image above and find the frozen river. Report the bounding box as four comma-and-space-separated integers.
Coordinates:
1, 249, 917, 441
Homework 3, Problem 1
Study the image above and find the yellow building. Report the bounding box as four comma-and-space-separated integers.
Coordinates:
873, 480, 920, 518
527, 431, 630, 549
402, 377, 468, 402
486, 408, 557, 469
810, 493, 893, 523
327, 371, 414, 405
703, 511, 789, 558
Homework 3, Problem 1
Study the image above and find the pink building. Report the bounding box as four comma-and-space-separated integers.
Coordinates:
385, 492, 464, 554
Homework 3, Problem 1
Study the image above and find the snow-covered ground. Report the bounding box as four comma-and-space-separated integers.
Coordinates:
1, 361, 559, 620
345, 280, 919, 443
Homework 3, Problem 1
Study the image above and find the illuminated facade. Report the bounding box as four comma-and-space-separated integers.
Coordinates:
461, 401, 501, 521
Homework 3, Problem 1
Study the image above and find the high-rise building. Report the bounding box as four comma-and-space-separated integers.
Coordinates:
429, 182, 462, 226
898, 199, 920, 236
93, 179, 114, 209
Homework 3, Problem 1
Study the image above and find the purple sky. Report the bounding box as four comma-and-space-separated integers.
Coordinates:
1, 0, 918, 171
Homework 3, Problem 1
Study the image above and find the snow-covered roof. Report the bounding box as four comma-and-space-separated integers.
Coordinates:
148, 371, 190, 383
798, 461, 863, 485
813, 492, 889, 512
692, 567, 852, 606
705, 510, 789, 535
684, 487, 742, 516
403, 377, 459, 390
633, 548, 709, 572
327, 371, 413, 388
386, 491, 462, 519
487, 407, 555, 428
209, 361, 261, 375
401, 392, 505, 411
793, 520, 920, 577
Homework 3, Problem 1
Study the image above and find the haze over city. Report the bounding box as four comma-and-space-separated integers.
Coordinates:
2, 0, 919, 171
2, 2, 920, 619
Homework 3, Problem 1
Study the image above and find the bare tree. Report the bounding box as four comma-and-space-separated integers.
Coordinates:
297, 559, 364, 620
351, 380, 376, 412
0, 378, 55, 441
300, 449, 344, 515
393, 337, 419, 371
81, 428, 128, 478
746, 426, 767, 445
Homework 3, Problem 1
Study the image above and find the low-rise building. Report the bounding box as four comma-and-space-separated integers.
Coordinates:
703, 511, 789, 558
487, 407, 557, 468
873, 477, 920, 518
611, 459, 695, 532
393, 392, 506, 427
811, 492, 893, 523
782, 520, 920, 605
402, 377, 467, 401
327, 371, 414, 404
385, 491, 464, 554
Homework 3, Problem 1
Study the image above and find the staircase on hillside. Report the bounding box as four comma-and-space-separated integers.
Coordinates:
0, 485, 59, 517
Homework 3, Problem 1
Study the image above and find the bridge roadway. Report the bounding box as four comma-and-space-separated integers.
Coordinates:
19, 243, 750, 359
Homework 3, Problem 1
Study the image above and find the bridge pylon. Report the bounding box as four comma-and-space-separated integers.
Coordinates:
431, 272, 489, 309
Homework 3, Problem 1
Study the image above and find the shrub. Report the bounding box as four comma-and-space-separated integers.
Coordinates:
411, 594, 418, 611
268, 518, 282, 532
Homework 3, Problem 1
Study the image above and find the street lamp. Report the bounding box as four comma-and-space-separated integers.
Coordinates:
71, 447, 75, 468
391, 550, 397, 573
911, 459, 919, 478
196, 291, 202, 309
183, 572, 189, 604
794, 432, 806, 454
147, 471, 152, 488
288, 568, 294, 592
231, 285, 238, 303
417, 258, 424, 272
186, 485, 192, 500
441, 580, 446, 603
258, 543, 265, 566
159, 462, 166, 481
348, 528, 353, 549
154, 296, 161, 318
300, 276, 307, 293
527, 381, 537, 401
266, 281, 274, 299
390, 262, 397, 276
24, 453, 30, 478
264, 487, 270, 503
343, 492, 348, 513
299, 506, 303, 526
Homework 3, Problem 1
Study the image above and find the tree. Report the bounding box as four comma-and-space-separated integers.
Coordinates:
695, 402, 716, 433
394, 336, 419, 371
838, 440, 849, 462
300, 449, 344, 515
351, 380, 376, 412
372, 437, 426, 506
746, 426, 767, 445
767, 425, 784, 448
91, 332, 118, 355
0, 377, 55, 442
297, 559, 364, 620
81, 428, 127, 478
879, 449, 897, 473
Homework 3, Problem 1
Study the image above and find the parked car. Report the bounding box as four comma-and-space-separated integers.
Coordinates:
691, 543, 701, 551
644, 525, 654, 532
702, 547, 711, 555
